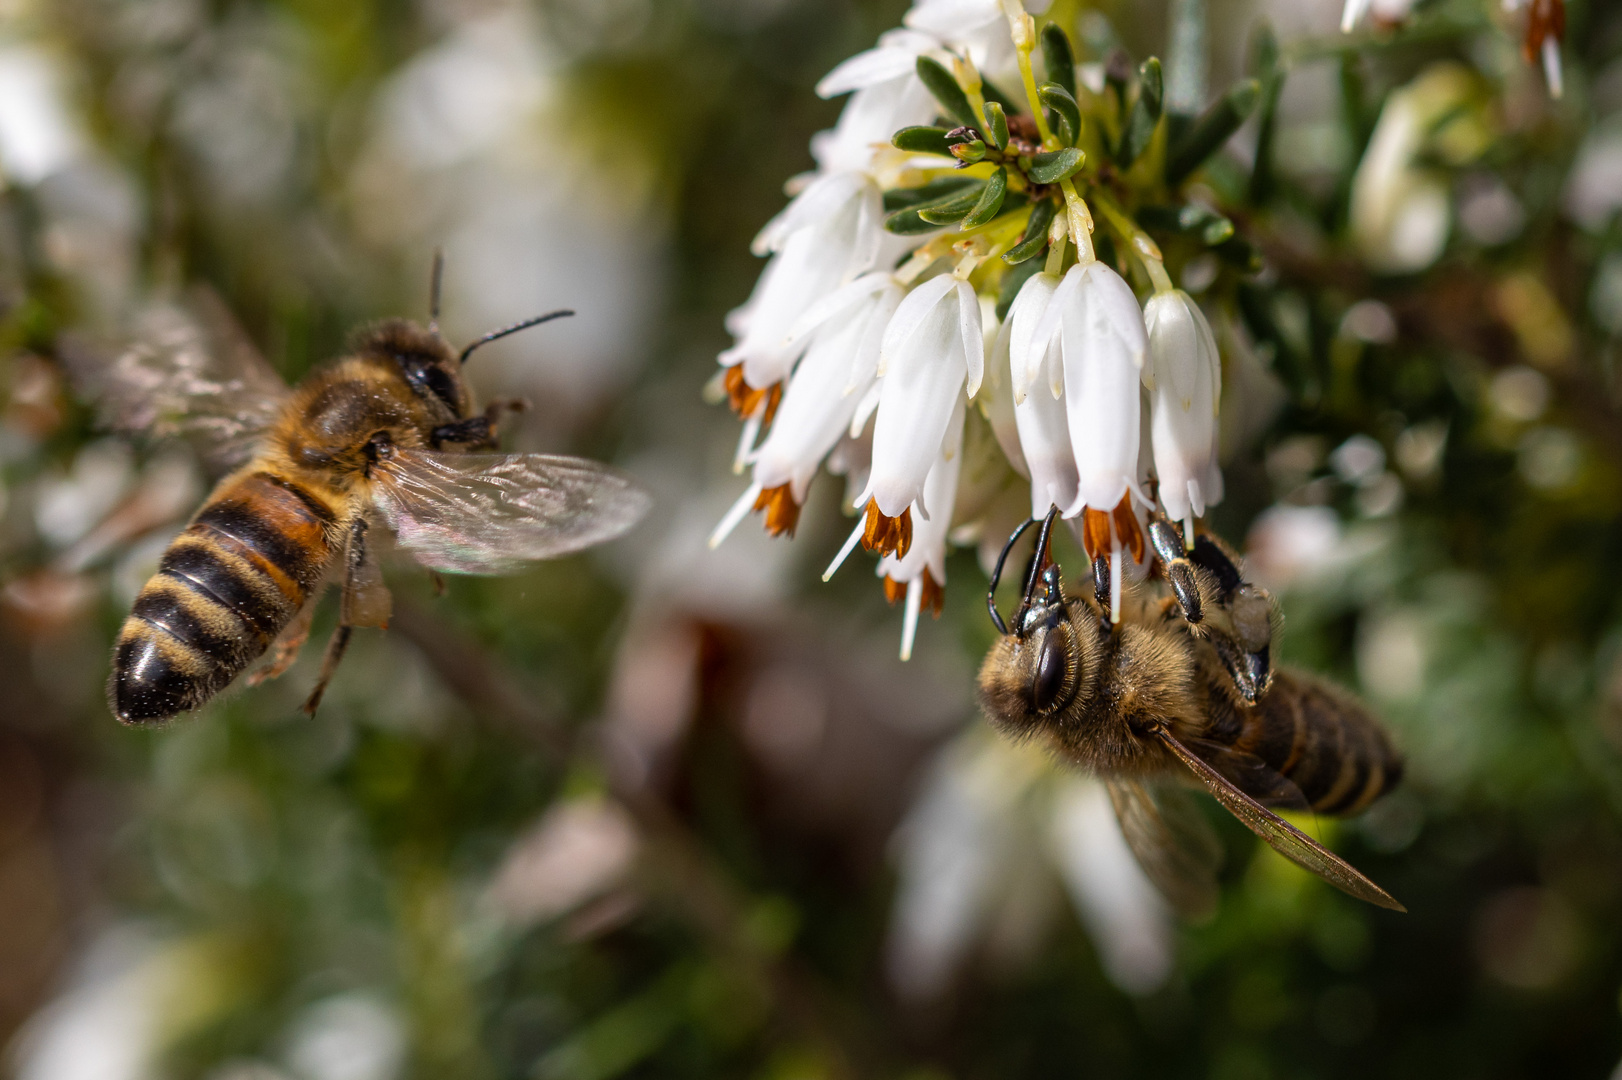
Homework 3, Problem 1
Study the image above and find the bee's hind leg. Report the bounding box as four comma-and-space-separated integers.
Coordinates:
300, 626, 353, 716
247, 599, 318, 687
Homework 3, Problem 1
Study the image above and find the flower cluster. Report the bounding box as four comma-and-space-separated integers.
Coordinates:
710, 0, 1251, 658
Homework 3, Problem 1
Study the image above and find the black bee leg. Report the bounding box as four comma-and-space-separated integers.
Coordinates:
1091, 553, 1111, 625
1147, 512, 1202, 625
430, 399, 526, 450
1167, 520, 1277, 703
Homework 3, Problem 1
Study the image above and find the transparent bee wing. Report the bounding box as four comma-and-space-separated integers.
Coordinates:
370, 449, 651, 575
63, 287, 289, 473
1105, 777, 1223, 920
1156, 729, 1406, 912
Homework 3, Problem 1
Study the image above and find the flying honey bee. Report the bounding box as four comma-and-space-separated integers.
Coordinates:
76, 261, 650, 724
977, 508, 1405, 914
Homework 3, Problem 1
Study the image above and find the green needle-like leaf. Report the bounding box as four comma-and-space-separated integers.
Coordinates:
1041, 23, 1076, 100
1027, 147, 1085, 184
1003, 198, 1058, 263
892, 126, 955, 156
1038, 83, 1081, 147
883, 175, 978, 211
916, 181, 990, 224
1166, 78, 1261, 186
983, 101, 1009, 150
961, 167, 1008, 228
1117, 57, 1163, 166
916, 56, 978, 128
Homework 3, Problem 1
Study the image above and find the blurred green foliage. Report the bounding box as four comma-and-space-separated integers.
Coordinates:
2, 0, 1622, 1078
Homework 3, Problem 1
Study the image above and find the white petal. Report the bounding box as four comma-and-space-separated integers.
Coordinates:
751, 170, 866, 256
880, 395, 965, 586
982, 316, 1030, 478
1009, 272, 1060, 402
881, 275, 957, 365
1015, 356, 1079, 518
818, 43, 921, 98
786, 271, 892, 346
957, 280, 985, 399
867, 289, 968, 516
848, 283, 904, 392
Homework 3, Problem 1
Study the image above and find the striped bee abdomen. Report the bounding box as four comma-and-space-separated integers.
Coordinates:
109, 471, 337, 723
1240, 670, 1402, 816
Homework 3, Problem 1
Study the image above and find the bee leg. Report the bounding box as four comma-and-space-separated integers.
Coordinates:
247, 599, 318, 686
1091, 553, 1112, 625
1147, 512, 1203, 625
1178, 524, 1277, 703
300, 626, 352, 717
301, 518, 386, 716
430, 399, 527, 450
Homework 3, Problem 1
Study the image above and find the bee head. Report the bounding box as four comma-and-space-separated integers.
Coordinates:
355, 319, 469, 418
977, 558, 1091, 734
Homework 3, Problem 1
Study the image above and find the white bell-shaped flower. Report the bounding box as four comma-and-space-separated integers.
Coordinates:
863, 273, 982, 519
1031, 261, 1147, 517
753, 277, 902, 505
1143, 289, 1221, 525
991, 281, 1076, 519
722, 172, 884, 389
1006, 270, 1062, 404
879, 396, 965, 660
813, 29, 942, 175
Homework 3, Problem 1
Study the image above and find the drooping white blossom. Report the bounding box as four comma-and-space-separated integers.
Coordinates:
1033, 261, 1147, 517
879, 395, 966, 660
1143, 289, 1221, 526
863, 273, 982, 519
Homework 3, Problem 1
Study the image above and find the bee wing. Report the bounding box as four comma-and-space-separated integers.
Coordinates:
63, 287, 289, 472
1183, 737, 1310, 812
1104, 778, 1223, 920
370, 449, 651, 575
1155, 729, 1406, 912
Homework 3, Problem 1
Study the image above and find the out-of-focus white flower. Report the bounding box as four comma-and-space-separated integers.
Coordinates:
903, 0, 1050, 88
886, 728, 1173, 1001
1143, 290, 1221, 527
284, 995, 405, 1080
487, 796, 639, 927
1565, 116, 1622, 232
1350, 64, 1477, 274
0, 45, 87, 184
1033, 261, 1146, 518
864, 273, 982, 519
1048, 780, 1174, 994
11, 927, 247, 1080
1339, 0, 1419, 32
879, 396, 965, 659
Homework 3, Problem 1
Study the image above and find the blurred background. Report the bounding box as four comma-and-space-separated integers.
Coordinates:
2, 0, 1622, 1076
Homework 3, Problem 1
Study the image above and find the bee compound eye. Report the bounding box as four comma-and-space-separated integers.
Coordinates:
1031, 628, 1072, 714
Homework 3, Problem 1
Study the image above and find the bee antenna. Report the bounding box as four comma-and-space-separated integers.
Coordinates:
428, 248, 446, 332
987, 516, 1039, 635
458, 310, 575, 365
1015, 506, 1062, 623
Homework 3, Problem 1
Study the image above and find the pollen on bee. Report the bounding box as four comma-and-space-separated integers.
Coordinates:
861, 502, 913, 559
1080, 496, 1146, 563
752, 483, 801, 538
723, 365, 783, 426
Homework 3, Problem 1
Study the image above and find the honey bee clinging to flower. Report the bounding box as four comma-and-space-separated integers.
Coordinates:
977, 509, 1405, 914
